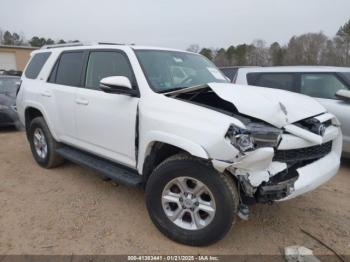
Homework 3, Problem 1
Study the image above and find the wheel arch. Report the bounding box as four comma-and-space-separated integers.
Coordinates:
24, 106, 58, 141
138, 131, 209, 186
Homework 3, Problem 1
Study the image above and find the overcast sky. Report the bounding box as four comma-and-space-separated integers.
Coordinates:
1, 0, 350, 50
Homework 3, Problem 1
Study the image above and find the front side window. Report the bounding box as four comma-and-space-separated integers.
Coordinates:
25, 52, 51, 79
135, 50, 228, 92
247, 73, 296, 92
85, 51, 135, 90
55, 52, 84, 87
300, 73, 348, 99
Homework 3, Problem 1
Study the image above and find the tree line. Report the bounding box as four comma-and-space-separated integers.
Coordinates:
1, 19, 349, 67
0, 30, 79, 47
188, 19, 350, 67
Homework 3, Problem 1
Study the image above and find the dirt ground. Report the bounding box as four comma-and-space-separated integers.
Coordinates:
0, 128, 349, 256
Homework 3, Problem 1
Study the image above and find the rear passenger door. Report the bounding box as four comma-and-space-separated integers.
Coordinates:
75, 50, 139, 168
46, 51, 87, 143
299, 72, 350, 152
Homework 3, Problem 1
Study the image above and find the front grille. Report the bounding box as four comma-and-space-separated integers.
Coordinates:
273, 141, 332, 163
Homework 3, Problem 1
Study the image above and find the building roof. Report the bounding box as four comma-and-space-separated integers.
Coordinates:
0, 45, 38, 50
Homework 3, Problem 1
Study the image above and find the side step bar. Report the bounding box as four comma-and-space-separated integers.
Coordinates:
56, 146, 143, 187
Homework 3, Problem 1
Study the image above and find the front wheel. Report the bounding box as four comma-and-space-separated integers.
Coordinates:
145, 154, 239, 246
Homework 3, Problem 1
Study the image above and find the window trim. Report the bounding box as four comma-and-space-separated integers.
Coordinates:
81, 49, 140, 97
246, 72, 299, 92
46, 50, 88, 87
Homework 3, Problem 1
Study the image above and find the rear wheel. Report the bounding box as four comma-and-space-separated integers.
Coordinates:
146, 154, 239, 246
28, 117, 64, 168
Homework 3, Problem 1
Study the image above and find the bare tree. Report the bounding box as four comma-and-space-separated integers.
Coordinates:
248, 39, 270, 66
186, 44, 200, 53
285, 32, 328, 65
336, 19, 350, 65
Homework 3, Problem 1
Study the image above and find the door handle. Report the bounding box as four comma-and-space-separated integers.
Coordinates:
41, 90, 52, 97
75, 98, 89, 105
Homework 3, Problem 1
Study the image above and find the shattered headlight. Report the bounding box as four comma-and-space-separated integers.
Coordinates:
226, 122, 282, 153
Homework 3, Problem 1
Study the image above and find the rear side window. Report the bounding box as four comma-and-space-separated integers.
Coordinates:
247, 73, 296, 92
24, 52, 51, 79
55, 52, 85, 87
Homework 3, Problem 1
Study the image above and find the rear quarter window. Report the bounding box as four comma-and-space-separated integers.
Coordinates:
24, 52, 51, 79
220, 68, 237, 82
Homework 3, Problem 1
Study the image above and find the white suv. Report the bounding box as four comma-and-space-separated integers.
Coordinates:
17, 43, 342, 246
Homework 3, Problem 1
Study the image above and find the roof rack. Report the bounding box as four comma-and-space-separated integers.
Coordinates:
40, 42, 129, 50
98, 42, 125, 45
41, 42, 86, 49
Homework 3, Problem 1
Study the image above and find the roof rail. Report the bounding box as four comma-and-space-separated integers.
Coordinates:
41, 42, 86, 49
98, 42, 125, 45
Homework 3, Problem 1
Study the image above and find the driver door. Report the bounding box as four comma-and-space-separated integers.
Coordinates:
75, 50, 139, 168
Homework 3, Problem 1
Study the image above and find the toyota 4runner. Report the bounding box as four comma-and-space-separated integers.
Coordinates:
16, 43, 342, 246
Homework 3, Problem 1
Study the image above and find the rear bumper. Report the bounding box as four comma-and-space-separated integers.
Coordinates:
279, 152, 340, 200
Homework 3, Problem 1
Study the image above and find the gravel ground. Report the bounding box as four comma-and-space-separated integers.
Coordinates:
0, 128, 349, 256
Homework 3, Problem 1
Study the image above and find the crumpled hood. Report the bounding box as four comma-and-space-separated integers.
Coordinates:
208, 83, 326, 128
166, 82, 326, 128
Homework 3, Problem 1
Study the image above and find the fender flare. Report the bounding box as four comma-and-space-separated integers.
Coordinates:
137, 131, 209, 172
24, 102, 60, 141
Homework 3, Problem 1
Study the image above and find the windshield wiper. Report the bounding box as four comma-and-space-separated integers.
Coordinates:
157, 87, 188, 93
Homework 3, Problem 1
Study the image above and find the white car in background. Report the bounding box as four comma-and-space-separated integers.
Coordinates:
221, 66, 350, 157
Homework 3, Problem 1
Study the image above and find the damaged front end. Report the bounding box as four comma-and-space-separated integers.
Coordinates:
215, 114, 341, 205
165, 83, 341, 205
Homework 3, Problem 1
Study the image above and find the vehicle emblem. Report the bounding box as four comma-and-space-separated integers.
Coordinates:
279, 102, 288, 116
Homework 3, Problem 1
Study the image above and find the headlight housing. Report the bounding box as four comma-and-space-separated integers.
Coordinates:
226, 122, 282, 153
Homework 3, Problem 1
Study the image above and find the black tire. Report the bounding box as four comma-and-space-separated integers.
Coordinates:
28, 117, 64, 168
145, 154, 239, 246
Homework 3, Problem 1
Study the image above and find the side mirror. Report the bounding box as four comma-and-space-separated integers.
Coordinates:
99, 76, 138, 97
335, 89, 350, 102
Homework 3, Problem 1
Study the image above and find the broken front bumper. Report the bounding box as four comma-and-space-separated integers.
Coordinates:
212, 121, 342, 203
280, 151, 340, 200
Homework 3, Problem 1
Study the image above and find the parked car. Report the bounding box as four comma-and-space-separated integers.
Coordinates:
0, 75, 20, 127
17, 44, 342, 246
221, 66, 350, 157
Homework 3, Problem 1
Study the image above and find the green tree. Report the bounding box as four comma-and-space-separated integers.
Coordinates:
57, 39, 66, 44
234, 44, 249, 65
46, 38, 55, 45
199, 48, 213, 60
226, 45, 235, 65
214, 48, 228, 66
29, 36, 47, 47
336, 19, 350, 65
269, 42, 285, 66
3, 31, 14, 45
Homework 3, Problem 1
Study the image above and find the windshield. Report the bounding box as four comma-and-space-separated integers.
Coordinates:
135, 50, 228, 92
0, 77, 19, 97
